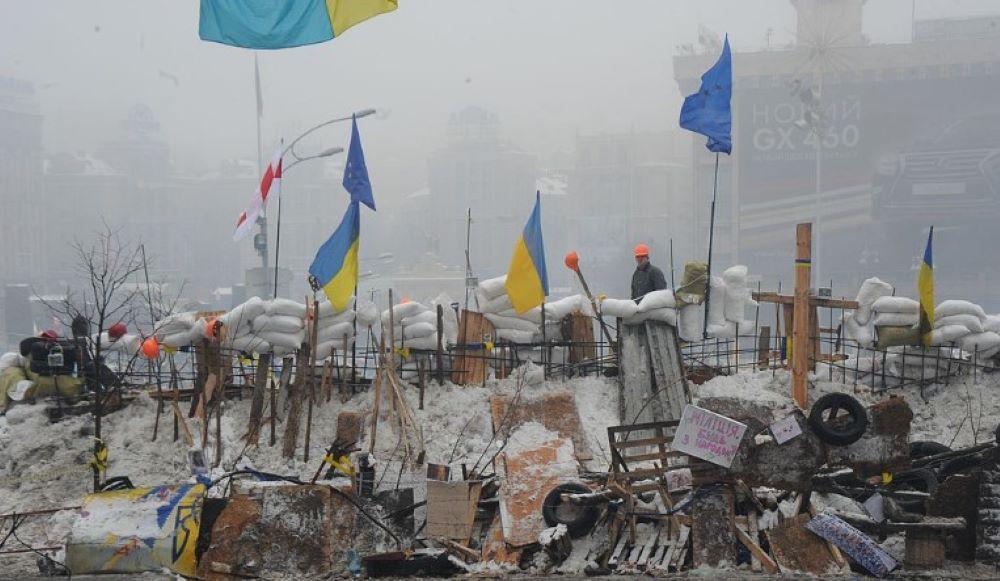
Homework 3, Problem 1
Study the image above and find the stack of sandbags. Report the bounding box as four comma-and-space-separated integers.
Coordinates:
220, 296, 270, 354
872, 296, 920, 327
932, 300, 999, 357
154, 312, 197, 348
382, 300, 440, 350
721, 265, 756, 329
313, 296, 380, 359
477, 275, 591, 344
622, 289, 677, 326
842, 278, 894, 348
254, 298, 306, 354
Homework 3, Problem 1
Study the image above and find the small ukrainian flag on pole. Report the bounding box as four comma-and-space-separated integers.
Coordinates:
309, 201, 360, 311
505, 191, 549, 314
918, 226, 934, 347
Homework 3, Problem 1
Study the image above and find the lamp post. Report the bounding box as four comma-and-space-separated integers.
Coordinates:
256, 108, 376, 299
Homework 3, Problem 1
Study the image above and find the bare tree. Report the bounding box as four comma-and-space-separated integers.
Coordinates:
40, 224, 146, 491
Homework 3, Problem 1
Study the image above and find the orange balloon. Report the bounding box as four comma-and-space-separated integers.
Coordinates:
141, 337, 160, 359
564, 251, 580, 272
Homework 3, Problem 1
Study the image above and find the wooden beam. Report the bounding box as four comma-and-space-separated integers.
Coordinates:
735, 520, 779, 574
753, 292, 859, 310
792, 223, 812, 409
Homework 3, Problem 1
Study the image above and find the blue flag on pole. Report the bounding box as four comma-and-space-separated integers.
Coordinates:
679, 35, 733, 154
343, 115, 375, 210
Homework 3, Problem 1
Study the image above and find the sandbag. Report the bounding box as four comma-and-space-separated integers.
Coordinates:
934, 314, 984, 334
706, 321, 737, 339
265, 298, 307, 319
253, 314, 304, 334
400, 310, 437, 326
478, 275, 508, 300
479, 293, 513, 314
872, 296, 919, 314
706, 277, 726, 327
960, 332, 1000, 355
357, 299, 379, 328
227, 335, 270, 354
484, 313, 539, 333
100, 333, 140, 355
320, 308, 356, 326
496, 328, 535, 344
317, 321, 355, 344
675, 261, 708, 307
161, 331, 192, 348
0, 352, 22, 373
637, 289, 676, 312
644, 307, 679, 326
985, 315, 1000, 333
258, 330, 305, 351
401, 334, 441, 350
876, 325, 920, 349
317, 296, 355, 318
545, 294, 592, 320
381, 301, 429, 326
854, 277, 893, 325
873, 312, 918, 327
930, 324, 970, 346
599, 298, 639, 319
154, 312, 196, 337
220, 297, 266, 333
936, 299, 986, 320
394, 321, 437, 340
497, 307, 543, 324
722, 265, 748, 287
678, 303, 703, 342
724, 286, 753, 324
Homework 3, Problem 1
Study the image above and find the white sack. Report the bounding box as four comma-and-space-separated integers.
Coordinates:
722, 265, 748, 287
854, 277, 894, 325
479, 293, 513, 314
258, 330, 305, 351
545, 294, 592, 320
873, 312, 919, 327
220, 297, 266, 336
154, 312, 196, 337
318, 321, 355, 344
496, 328, 536, 344
227, 335, 270, 354
320, 309, 356, 325
872, 296, 919, 314
265, 298, 307, 319
317, 296, 355, 318
356, 299, 379, 328
161, 331, 192, 348
930, 324, 970, 346
936, 299, 986, 320
637, 289, 676, 312
724, 286, 753, 324
478, 275, 508, 300
381, 301, 429, 326
253, 314, 304, 334
484, 313, 539, 333
707, 277, 726, 327
400, 310, 437, 326
599, 298, 639, 319
984, 315, 1000, 333
0, 352, 22, 372
498, 307, 543, 324
706, 321, 737, 339
678, 304, 703, 342
393, 321, 437, 340
934, 314, 984, 334
623, 307, 678, 327
960, 332, 1000, 355
402, 334, 441, 350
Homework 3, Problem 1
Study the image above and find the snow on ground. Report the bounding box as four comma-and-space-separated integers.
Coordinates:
2, 360, 999, 576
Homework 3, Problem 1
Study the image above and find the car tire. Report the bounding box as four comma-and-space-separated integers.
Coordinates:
808, 393, 869, 446
909, 441, 951, 460
889, 468, 938, 514
542, 482, 601, 539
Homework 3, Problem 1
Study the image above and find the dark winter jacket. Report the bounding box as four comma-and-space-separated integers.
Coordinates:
631, 262, 668, 301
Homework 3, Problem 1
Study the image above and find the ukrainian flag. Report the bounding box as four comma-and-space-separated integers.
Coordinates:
918, 226, 934, 347
199, 0, 398, 50
505, 192, 549, 314
309, 201, 359, 311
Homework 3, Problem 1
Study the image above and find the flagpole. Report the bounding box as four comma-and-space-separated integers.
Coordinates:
273, 195, 283, 299
703, 152, 720, 339
254, 52, 268, 272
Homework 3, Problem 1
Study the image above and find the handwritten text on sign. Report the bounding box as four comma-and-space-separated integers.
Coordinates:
672, 404, 747, 468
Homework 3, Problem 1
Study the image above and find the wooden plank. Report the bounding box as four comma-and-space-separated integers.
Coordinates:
670, 525, 690, 568
757, 326, 771, 370
644, 322, 690, 421
766, 513, 837, 575
690, 485, 736, 568
753, 292, 859, 310
613, 436, 672, 448
735, 521, 779, 574
452, 310, 493, 385
618, 322, 653, 425
564, 311, 596, 363
791, 222, 812, 409
247, 353, 271, 444
425, 480, 483, 542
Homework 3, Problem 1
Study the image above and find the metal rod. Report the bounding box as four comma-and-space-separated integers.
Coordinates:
703, 152, 720, 339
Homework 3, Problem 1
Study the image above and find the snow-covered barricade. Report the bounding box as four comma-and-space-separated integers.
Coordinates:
380, 293, 459, 350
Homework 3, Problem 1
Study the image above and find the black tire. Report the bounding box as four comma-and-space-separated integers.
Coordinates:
889, 468, 938, 514
940, 453, 985, 478
808, 393, 869, 446
909, 441, 951, 460
542, 482, 601, 539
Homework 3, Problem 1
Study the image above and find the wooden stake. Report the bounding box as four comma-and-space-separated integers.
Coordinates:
792, 223, 812, 409
436, 304, 445, 385
172, 401, 194, 447
247, 352, 271, 444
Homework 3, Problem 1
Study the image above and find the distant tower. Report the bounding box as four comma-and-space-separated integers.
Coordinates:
790, 0, 867, 47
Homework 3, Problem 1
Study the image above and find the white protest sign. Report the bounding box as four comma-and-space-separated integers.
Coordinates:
770, 415, 803, 444
672, 404, 747, 468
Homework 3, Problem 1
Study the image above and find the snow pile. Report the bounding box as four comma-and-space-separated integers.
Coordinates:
477, 275, 591, 344
599, 264, 757, 342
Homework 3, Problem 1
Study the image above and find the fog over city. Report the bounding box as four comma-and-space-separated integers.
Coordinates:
2, 0, 999, 347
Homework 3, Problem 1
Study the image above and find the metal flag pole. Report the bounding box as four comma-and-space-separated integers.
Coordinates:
702, 152, 720, 339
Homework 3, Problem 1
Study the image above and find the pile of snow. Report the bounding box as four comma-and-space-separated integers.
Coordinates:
477, 275, 591, 344
598, 264, 757, 342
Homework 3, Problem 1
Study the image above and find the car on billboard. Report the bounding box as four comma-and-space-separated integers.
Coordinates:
872, 114, 1000, 223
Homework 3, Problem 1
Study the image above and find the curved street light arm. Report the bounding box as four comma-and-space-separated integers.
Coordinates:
282, 108, 376, 162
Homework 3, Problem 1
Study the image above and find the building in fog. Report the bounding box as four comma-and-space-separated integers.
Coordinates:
566, 130, 693, 298
674, 0, 1000, 306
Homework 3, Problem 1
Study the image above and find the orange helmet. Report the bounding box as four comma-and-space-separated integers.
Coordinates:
634, 244, 650, 257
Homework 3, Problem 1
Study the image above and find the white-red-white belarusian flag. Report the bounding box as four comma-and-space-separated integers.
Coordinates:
233, 142, 283, 241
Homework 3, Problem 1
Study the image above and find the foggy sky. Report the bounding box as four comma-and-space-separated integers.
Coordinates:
3, 0, 995, 195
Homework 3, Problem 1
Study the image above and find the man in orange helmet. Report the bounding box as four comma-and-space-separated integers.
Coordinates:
631, 243, 667, 301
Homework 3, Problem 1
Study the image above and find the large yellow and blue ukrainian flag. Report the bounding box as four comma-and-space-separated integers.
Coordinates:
918, 226, 934, 347
199, 0, 397, 50
309, 201, 360, 311
505, 192, 549, 314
